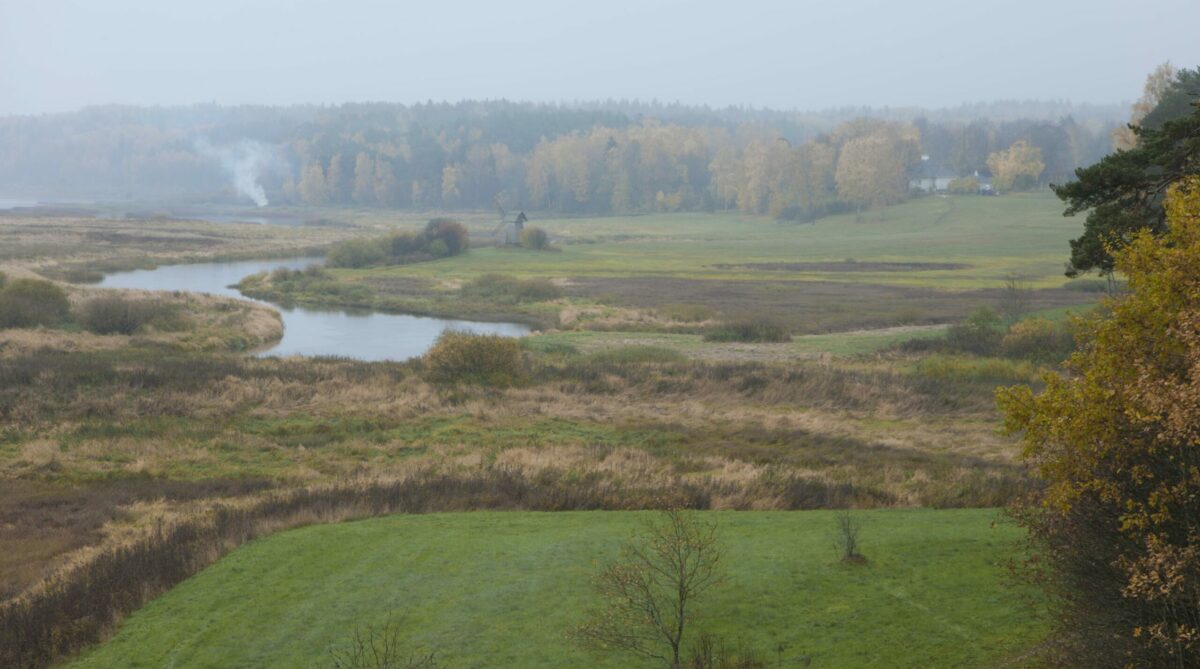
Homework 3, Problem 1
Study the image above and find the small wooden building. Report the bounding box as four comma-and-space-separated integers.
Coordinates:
496, 211, 528, 245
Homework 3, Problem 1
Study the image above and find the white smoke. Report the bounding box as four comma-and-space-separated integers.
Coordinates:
194, 138, 273, 207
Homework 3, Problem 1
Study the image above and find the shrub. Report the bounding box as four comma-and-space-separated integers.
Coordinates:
659, 303, 716, 323
426, 239, 449, 258
0, 278, 70, 328
1000, 317, 1075, 364
422, 331, 524, 386
915, 354, 1038, 384
703, 319, 791, 343
0, 271, 5, 288
389, 231, 423, 258
423, 218, 469, 256
327, 238, 389, 268
519, 226, 550, 250
77, 296, 178, 335
62, 269, 104, 284
944, 308, 1003, 355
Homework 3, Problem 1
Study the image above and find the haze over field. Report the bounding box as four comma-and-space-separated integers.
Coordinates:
2, 0, 1199, 115
4, 1, 1200, 667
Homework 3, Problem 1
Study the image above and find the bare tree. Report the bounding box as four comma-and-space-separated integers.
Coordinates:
573, 509, 723, 668
833, 511, 864, 563
997, 273, 1031, 325
323, 620, 437, 669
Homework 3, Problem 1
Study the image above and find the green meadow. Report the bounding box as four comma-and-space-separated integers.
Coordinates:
351, 192, 1081, 289
72, 509, 1041, 669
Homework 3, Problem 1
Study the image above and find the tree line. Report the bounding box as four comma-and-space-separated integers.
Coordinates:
0, 100, 1117, 217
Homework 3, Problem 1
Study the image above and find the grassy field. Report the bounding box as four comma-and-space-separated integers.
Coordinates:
361, 193, 1077, 288
241, 193, 1098, 333
70, 509, 1041, 669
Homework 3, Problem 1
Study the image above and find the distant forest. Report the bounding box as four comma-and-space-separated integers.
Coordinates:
0, 99, 1124, 218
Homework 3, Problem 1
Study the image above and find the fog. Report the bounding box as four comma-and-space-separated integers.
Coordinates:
2, 0, 1199, 115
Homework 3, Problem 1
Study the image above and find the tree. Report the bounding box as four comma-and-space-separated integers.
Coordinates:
373, 160, 401, 207
835, 131, 914, 216
298, 161, 330, 205
326, 153, 352, 203
997, 177, 1200, 666
573, 509, 722, 669
1112, 62, 1178, 150
440, 165, 460, 206
986, 140, 1045, 193
1054, 90, 1200, 276
422, 218, 468, 256
353, 153, 376, 205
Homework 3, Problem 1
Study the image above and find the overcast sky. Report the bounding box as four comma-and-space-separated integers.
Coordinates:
2, 0, 1198, 116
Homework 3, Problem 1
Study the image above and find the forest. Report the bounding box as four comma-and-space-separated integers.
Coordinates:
0, 99, 1119, 218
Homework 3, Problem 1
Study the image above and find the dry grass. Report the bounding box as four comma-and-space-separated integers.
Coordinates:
0, 214, 355, 278
0, 288, 281, 357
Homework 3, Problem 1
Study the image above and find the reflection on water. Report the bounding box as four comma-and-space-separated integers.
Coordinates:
98, 258, 530, 361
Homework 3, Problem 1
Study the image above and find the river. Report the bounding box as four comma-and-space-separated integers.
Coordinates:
97, 258, 530, 361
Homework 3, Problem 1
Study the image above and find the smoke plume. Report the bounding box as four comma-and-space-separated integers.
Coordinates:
194, 138, 273, 207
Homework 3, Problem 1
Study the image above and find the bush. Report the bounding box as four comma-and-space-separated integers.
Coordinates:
327, 219, 468, 269
0, 271, 5, 289
944, 308, 1003, 355
389, 231, 423, 258
62, 269, 104, 284
423, 218, 469, 256
77, 296, 178, 335
0, 278, 70, 328
703, 320, 791, 343
659, 303, 716, 323
1000, 317, 1075, 364
519, 226, 550, 250
327, 238, 389, 268
915, 354, 1038, 384
422, 331, 524, 386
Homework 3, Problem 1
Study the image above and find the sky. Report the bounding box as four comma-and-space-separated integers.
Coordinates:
2, 0, 1199, 116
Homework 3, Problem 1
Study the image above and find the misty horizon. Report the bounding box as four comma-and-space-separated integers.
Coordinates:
3, 0, 1199, 116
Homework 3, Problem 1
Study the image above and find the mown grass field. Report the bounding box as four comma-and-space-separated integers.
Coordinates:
70, 509, 1041, 669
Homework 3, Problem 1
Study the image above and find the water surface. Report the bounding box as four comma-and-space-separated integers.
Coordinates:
98, 258, 529, 361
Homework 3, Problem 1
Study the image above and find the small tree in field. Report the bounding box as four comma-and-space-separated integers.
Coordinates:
573, 509, 723, 669
833, 511, 864, 563
324, 620, 437, 669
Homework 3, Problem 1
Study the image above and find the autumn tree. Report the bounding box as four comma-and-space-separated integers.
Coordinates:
986, 140, 1045, 192
326, 153, 352, 203
573, 509, 722, 669
998, 177, 1200, 666
835, 126, 917, 217
298, 161, 329, 205
352, 153, 375, 205
373, 159, 401, 207
1112, 62, 1178, 151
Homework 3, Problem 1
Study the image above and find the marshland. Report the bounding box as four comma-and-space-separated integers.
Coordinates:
2, 5, 1199, 667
